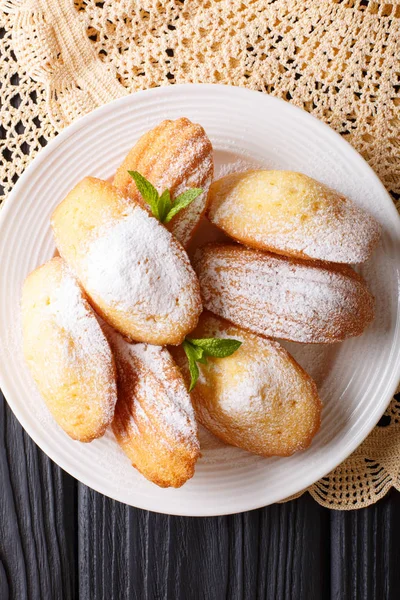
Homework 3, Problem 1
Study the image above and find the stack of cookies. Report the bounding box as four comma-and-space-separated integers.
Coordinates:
21, 118, 381, 488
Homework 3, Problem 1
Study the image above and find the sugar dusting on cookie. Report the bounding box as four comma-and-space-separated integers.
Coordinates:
153, 129, 214, 247
115, 117, 214, 248
208, 170, 381, 263
83, 203, 201, 336
177, 312, 321, 457
198, 339, 330, 463
168, 153, 214, 248
46, 262, 117, 419
51, 264, 111, 362
194, 244, 374, 343
104, 325, 199, 449
21, 258, 117, 438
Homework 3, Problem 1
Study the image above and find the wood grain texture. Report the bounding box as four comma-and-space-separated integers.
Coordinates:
1, 389, 400, 600
0, 392, 76, 600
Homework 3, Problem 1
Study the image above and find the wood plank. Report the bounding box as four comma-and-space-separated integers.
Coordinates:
0, 391, 76, 600
330, 489, 400, 600
0, 558, 9, 600
76, 489, 233, 600
255, 495, 330, 600
76, 488, 331, 599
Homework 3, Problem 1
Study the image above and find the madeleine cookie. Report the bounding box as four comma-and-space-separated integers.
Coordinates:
170, 313, 321, 457
105, 326, 200, 488
51, 177, 202, 346
207, 170, 381, 263
21, 257, 117, 442
194, 244, 374, 343
113, 118, 214, 247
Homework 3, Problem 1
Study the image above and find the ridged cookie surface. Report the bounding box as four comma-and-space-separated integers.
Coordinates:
194, 244, 375, 343
21, 257, 117, 442
207, 170, 381, 263
114, 118, 214, 247
106, 326, 200, 488
51, 177, 202, 345
171, 313, 321, 457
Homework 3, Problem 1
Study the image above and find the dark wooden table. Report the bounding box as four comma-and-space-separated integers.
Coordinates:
1, 390, 400, 599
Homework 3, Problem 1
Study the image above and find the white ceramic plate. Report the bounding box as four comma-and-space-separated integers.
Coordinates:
0, 84, 399, 516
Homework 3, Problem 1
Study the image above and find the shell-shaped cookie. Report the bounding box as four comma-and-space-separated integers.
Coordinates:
194, 244, 375, 343
106, 327, 200, 488
21, 257, 117, 442
113, 118, 214, 248
207, 170, 381, 263
51, 177, 202, 346
170, 313, 321, 457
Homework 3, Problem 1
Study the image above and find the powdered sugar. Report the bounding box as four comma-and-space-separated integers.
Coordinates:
114, 117, 214, 248
216, 157, 260, 179
46, 264, 116, 414
130, 342, 198, 442
156, 127, 212, 193
213, 351, 269, 416
194, 244, 374, 343
106, 326, 198, 447
152, 128, 214, 247
187, 313, 321, 456
82, 203, 200, 339
51, 265, 111, 361
168, 153, 213, 247
198, 345, 330, 460
192, 315, 315, 417
21, 259, 117, 436
208, 170, 381, 263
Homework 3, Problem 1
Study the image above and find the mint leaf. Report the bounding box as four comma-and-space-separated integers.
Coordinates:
128, 171, 160, 218
184, 340, 207, 364
181, 336, 242, 391
157, 189, 172, 223
164, 188, 203, 223
182, 341, 200, 391
187, 337, 242, 358
128, 171, 203, 225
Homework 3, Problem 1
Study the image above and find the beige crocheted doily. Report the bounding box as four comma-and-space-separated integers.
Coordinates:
1, 0, 400, 509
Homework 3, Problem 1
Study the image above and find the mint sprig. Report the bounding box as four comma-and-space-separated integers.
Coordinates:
128, 170, 203, 224
182, 336, 242, 391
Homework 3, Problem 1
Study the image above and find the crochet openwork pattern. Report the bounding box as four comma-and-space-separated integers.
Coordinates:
1, 0, 399, 508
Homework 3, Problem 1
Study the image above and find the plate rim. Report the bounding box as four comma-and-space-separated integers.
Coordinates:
1, 83, 400, 516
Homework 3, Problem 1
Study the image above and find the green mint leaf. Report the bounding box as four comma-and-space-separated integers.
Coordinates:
182, 340, 200, 391
181, 336, 242, 391
128, 171, 203, 226
158, 189, 172, 223
164, 188, 203, 223
187, 337, 242, 358
184, 340, 208, 364
128, 171, 160, 219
